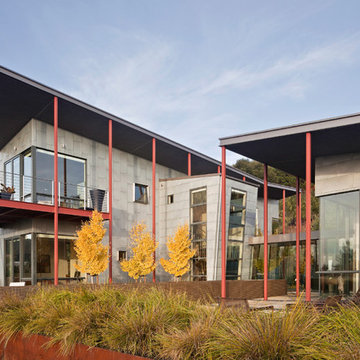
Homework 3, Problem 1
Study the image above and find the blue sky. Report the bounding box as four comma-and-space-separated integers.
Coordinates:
1, 1, 360, 164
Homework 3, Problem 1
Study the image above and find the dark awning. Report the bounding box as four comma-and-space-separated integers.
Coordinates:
220, 113, 360, 182
0, 65, 294, 199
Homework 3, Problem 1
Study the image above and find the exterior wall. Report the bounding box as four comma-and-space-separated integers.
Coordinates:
315, 153, 360, 197
0, 119, 185, 284
158, 174, 258, 281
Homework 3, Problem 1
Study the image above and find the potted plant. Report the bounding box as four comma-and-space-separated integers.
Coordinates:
0, 183, 15, 200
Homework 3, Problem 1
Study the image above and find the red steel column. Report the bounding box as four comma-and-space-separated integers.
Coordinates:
53, 97, 59, 286
306, 132, 312, 301
188, 153, 191, 176
221, 146, 227, 299
282, 189, 286, 234
263, 164, 268, 300
299, 191, 302, 233
296, 177, 300, 297
108, 119, 113, 284
152, 138, 156, 283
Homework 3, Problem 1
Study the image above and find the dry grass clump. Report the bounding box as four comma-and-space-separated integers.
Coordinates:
1, 287, 360, 359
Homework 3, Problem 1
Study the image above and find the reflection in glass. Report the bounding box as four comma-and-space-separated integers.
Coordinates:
36, 235, 81, 283
23, 235, 32, 278
23, 151, 32, 202
226, 189, 246, 280
36, 149, 86, 208
251, 242, 319, 291
190, 188, 207, 280
319, 191, 360, 295
134, 184, 148, 204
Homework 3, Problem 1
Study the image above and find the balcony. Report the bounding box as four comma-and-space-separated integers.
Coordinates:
0, 171, 109, 223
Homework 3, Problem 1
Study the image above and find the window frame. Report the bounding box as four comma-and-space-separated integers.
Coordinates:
133, 183, 149, 204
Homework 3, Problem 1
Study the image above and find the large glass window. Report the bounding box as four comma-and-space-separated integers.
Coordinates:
36, 149, 86, 208
226, 189, 246, 280
190, 188, 207, 281
319, 191, 360, 295
36, 234, 81, 283
251, 241, 319, 291
4, 156, 20, 201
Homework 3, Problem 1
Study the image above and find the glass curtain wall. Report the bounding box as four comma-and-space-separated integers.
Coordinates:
251, 241, 319, 290
226, 189, 246, 280
319, 191, 360, 295
190, 188, 207, 281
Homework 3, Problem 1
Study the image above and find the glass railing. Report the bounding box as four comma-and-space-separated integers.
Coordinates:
0, 171, 109, 212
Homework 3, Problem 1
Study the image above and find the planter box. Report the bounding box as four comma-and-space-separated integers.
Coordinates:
0, 333, 151, 360
0, 192, 11, 200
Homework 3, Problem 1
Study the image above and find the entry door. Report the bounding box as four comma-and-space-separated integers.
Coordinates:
5, 235, 32, 285
5, 238, 20, 285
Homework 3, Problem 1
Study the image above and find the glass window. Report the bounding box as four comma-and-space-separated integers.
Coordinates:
23, 234, 32, 279
23, 150, 32, 202
190, 188, 207, 281
36, 149, 86, 208
227, 189, 246, 280
36, 234, 81, 283
134, 183, 148, 204
4, 156, 20, 200
319, 191, 360, 295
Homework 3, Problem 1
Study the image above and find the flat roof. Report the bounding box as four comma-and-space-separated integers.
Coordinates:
220, 113, 360, 181
0, 65, 294, 199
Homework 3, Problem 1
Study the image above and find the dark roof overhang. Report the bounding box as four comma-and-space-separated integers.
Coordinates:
0, 65, 293, 199
220, 113, 360, 182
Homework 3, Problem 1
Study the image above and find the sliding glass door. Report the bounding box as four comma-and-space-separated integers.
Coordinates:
5, 234, 32, 285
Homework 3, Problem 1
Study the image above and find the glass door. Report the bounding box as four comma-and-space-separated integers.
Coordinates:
5, 235, 33, 285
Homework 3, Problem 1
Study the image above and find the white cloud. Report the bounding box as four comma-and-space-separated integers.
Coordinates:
66, 32, 360, 161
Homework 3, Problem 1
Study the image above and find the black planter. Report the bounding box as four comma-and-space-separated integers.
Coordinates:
90, 189, 105, 211
0, 192, 11, 200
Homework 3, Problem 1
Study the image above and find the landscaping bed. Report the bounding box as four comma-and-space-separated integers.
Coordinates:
1, 286, 360, 359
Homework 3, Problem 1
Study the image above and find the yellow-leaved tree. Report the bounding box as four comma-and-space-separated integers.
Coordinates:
160, 224, 196, 281
74, 210, 108, 281
120, 223, 158, 282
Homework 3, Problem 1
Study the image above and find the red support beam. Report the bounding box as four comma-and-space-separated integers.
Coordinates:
306, 132, 312, 301
296, 177, 300, 297
152, 138, 156, 283
108, 119, 113, 284
188, 153, 191, 176
282, 189, 286, 234
263, 164, 268, 300
221, 146, 227, 299
299, 191, 302, 233
53, 96, 59, 286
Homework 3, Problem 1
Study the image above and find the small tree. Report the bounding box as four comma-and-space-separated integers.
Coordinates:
160, 224, 196, 281
120, 223, 158, 282
74, 210, 108, 281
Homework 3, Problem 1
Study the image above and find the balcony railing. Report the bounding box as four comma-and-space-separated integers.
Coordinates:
0, 171, 109, 213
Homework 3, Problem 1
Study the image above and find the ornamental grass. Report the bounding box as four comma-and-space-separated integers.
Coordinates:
0, 286, 360, 359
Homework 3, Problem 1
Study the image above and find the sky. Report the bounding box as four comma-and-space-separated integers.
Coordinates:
1, 1, 360, 165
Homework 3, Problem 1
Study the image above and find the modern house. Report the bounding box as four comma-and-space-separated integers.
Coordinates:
0, 66, 294, 287
220, 114, 360, 300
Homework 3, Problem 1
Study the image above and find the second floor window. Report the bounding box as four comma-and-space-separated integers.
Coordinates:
134, 183, 149, 204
